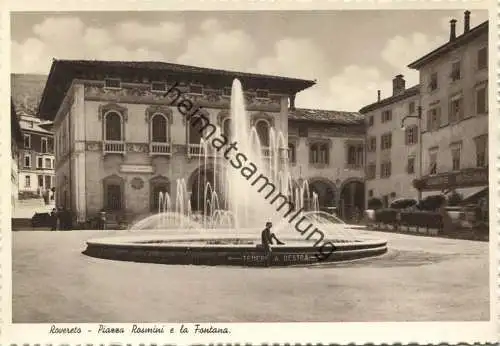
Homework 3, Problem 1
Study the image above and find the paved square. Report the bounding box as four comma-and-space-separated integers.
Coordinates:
13, 230, 489, 322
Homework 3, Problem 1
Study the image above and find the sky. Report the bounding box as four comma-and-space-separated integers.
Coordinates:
11, 10, 488, 112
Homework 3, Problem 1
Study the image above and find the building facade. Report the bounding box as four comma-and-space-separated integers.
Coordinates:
18, 114, 55, 199
11, 100, 23, 206
408, 13, 488, 202
360, 77, 421, 207
288, 109, 365, 220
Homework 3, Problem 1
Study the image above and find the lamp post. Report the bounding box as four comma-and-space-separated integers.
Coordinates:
401, 106, 423, 201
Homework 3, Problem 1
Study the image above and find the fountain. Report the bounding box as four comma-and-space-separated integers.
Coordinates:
83, 79, 387, 266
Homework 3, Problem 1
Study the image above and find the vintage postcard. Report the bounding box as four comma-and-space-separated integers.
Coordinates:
2, 0, 498, 344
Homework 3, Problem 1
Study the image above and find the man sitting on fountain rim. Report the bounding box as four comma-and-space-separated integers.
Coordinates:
261, 222, 285, 257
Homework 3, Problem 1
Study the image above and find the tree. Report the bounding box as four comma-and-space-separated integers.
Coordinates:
367, 197, 383, 210
447, 191, 463, 206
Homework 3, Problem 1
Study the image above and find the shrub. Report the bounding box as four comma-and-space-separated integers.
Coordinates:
390, 198, 418, 210
400, 211, 443, 229
368, 197, 383, 210
447, 191, 463, 206
418, 195, 446, 211
374, 208, 399, 224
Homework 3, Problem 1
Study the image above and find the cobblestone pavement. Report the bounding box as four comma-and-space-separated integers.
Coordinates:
12, 229, 489, 322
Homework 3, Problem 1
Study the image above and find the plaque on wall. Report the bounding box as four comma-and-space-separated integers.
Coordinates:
131, 177, 144, 190
120, 164, 154, 173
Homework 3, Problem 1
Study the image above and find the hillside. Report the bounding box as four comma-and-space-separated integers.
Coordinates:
11, 73, 48, 117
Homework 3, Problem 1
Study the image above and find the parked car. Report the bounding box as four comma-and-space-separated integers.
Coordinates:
31, 212, 52, 227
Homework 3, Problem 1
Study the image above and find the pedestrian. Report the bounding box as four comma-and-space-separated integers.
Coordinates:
99, 210, 107, 230
261, 221, 285, 267
50, 208, 57, 231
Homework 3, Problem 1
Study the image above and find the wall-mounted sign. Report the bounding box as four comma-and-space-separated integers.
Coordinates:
416, 167, 488, 191
131, 177, 144, 190
120, 164, 154, 174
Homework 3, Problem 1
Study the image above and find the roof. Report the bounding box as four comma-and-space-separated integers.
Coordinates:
38, 59, 316, 120
289, 108, 365, 125
11, 99, 23, 144
359, 85, 420, 114
19, 116, 54, 135
11, 73, 47, 117
408, 21, 488, 69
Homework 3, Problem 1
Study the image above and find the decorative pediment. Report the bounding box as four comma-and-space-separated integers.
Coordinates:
306, 137, 332, 148
183, 107, 210, 126
98, 103, 128, 122
250, 111, 275, 127
102, 174, 124, 184
144, 105, 173, 123
150, 175, 170, 184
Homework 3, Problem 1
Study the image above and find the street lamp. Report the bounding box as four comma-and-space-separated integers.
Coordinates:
400, 106, 423, 201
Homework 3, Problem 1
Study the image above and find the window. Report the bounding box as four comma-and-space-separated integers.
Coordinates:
409, 101, 415, 114
380, 133, 392, 150
45, 175, 52, 189
382, 195, 389, 208
24, 134, 31, 149
381, 109, 392, 123
368, 189, 374, 198
407, 157, 415, 174
449, 95, 464, 123
367, 136, 377, 152
104, 112, 123, 141
298, 126, 308, 137
428, 149, 438, 175
429, 72, 438, 91
475, 135, 488, 167
477, 47, 488, 70
44, 158, 51, 169
451, 61, 461, 82
380, 162, 391, 178
222, 118, 231, 138
288, 143, 296, 164
24, 154, 31, 168
25, 176, 31, 188
368, 116, 374, 127
450, 143, 461, 171
255, 119, 270, 147
37, 157, 43, 169
151, 82, 166, 92
223, 87, 232, 97
347, 144, 364, 168
189, 84, 203, 95
366, 163, 376, 179
426, 107, 441, 131
476, 86, 488, 114
151, 113, 168, 143
104, 78, 121, 89
38, 175, 44, 189
41, 137, 48, 153
256, 90, 269, 99
309, 143, 329, 165
405, 126, 418, 145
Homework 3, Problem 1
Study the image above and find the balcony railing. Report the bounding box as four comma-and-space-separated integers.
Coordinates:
187, 143, 221, 158
150, 142, 171, 156
103, 140, 126, 155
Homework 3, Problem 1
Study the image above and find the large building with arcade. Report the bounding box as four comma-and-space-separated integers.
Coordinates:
37, 60, 366, 226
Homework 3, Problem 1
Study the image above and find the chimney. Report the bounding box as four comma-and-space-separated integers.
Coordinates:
464, 11, 471, 33
377, 90, 381, 102
392, 75, 405, 96
450, 19, 457, 41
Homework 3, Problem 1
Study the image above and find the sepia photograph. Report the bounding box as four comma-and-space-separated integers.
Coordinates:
6, 4, 496, 344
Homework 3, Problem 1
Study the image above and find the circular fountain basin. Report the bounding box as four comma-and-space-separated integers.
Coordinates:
83, 232, 388, 267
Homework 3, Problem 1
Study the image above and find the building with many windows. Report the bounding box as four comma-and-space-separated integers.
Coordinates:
360, 77, 421, 207
11, 99, 23, 206
288, 108, 365, 220
408, 13, 488, 202
18, 114, 55, 200
360, 11, 488, 207
36, 59, 366, 225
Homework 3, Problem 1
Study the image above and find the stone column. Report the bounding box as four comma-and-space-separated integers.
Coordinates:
279, 96, 289, 143
72, 83, 87, 223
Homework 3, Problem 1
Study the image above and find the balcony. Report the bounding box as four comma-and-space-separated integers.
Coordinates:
103, 140, 125, 155
150, 142, 171, 156
187, 143, 220, 158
